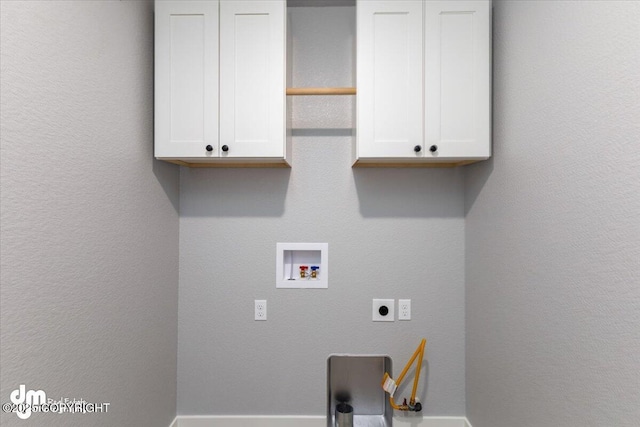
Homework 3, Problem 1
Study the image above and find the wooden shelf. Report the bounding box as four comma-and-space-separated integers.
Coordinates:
160, 159, 291, 168
286, 87, 356, 96
352, 159, 483, 168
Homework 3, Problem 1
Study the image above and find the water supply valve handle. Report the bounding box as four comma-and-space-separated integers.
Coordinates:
299, 265, 309, 279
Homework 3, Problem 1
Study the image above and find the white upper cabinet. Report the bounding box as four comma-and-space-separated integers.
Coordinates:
355, 0, 491, 167
154, 0, 289, 167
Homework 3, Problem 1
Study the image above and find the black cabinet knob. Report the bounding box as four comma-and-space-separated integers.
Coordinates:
205, 145, 213, 152
222, 145, 229, 152
429, 145, 438, 153
414, 145, 422, 153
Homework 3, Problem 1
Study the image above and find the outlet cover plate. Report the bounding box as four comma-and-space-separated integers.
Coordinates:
255, 300, 267, 321
373, 299, 394, 322
398, 299, 411, 320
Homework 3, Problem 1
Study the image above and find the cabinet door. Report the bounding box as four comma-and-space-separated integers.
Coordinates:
425, 0, 491, 159
220, 1, 285, 158
155, 0, 219, 158
357, 1, 424, 159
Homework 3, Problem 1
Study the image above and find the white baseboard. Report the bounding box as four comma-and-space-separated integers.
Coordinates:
174, 416, 324, 427
394, 416, 471, 427
171, 415, 471, 427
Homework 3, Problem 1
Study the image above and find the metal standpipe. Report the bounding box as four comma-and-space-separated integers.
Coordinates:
335, 402, 353, 427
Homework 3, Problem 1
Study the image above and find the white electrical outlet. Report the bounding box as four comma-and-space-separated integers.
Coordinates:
255, 300, 267, 321
399, 299, 411, 320
373, 299, 394, 322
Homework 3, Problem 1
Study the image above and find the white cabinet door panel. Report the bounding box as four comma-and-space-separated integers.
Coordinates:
357, 1, 424, 158
220, 1, 285, 158
155, 1, 219, 158
425, 0, 491, 159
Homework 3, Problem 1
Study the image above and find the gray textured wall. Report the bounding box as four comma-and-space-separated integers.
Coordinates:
177, 7, 466, 416
0, 1, 179, 426
465, 1, 640, 426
